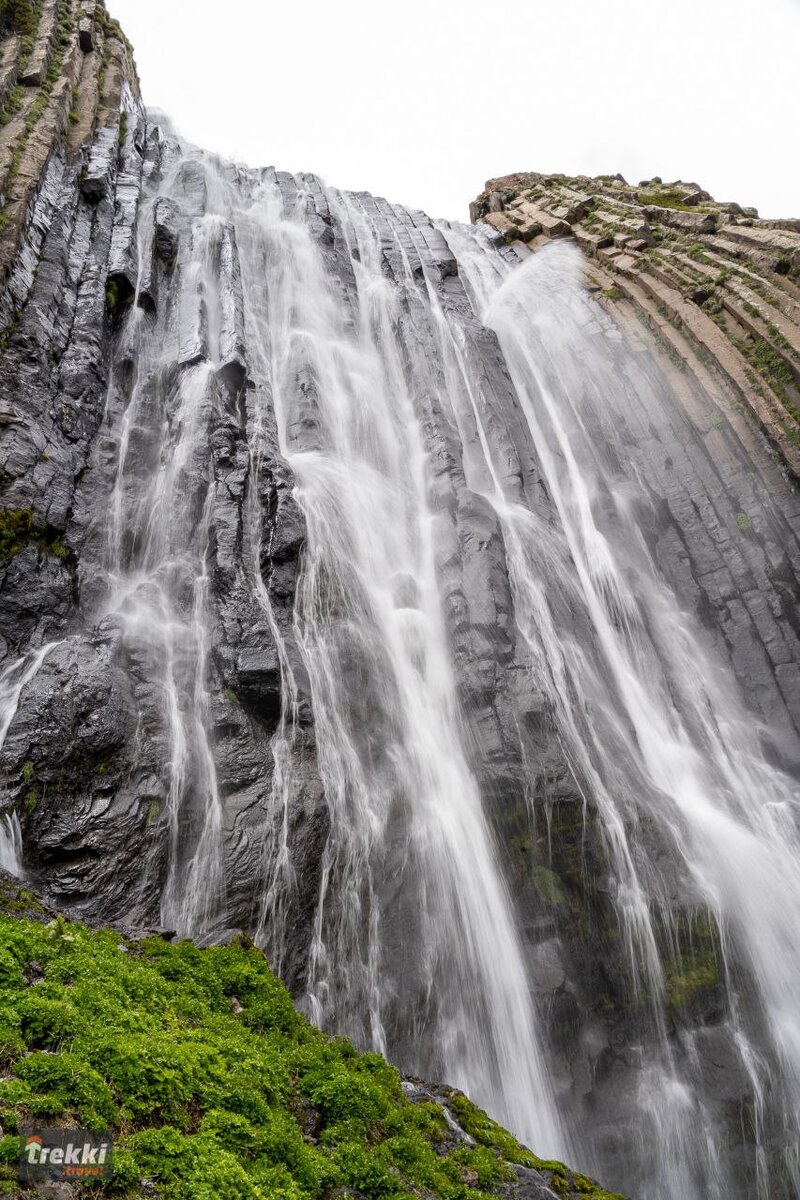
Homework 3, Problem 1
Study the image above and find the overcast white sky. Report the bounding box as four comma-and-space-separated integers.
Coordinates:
107, 0, 800, 222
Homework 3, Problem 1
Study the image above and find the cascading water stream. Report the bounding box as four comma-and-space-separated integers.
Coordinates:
0, 643, 61, 875
101, 201, 228, 937
438, 228, 800, 1197
231, 176, 566, 1156
98, 149, 566, 1157
0, 811, 22, 875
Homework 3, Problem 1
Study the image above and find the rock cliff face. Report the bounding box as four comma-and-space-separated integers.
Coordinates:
2, 5, 800, 1200
0, 0, 176, 925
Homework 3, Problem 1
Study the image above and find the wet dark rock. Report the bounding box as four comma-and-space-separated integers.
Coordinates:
499, 1166, 561, 1200
35, 1184, 76, 1200
22, 959, 44, 985
153, 196, 181, 263
235, 645, 282, 720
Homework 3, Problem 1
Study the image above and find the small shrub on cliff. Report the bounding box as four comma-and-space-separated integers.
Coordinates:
0, 0, 37, 38
733, 333, 794, 403
0, 508, 70, 563
0, 508, 37, 561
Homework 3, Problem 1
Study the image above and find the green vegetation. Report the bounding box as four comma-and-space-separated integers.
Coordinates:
508, 832, 531, 864
96, 3, 134, 53
0, 0, 37, 38
637, 190, 696, 212
444, 1094, 625, 1200
0, 507, 69, 564
106, 276, 135, 314
4, 0, 74, 186
0, 84, 24, 128
654, 909, 724, 1019
0, 508, 38, 559
0, 897, 626, 1200
736, 512, 753, 535
663, 951, 719, 1013
767, 323, 793, 352
106, 277, 119, 310
533, 865, 565, 907
685, 243, 710, 263
699, 291, 724, 318
733, 333, 794, 403
21, 759, 40, 813
21, 760, 40, 815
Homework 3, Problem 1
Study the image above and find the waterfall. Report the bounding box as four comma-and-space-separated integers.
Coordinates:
102, 155, 567, 1156
442, 229, 800, 1198
0, 811, 23, 875
18, 127, 797, 1198
102, 220, 229, 936
0, 643, 61, 877
238, 182, 565, 1156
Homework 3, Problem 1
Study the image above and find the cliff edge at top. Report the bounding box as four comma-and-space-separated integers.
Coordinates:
471, 172, 800, 476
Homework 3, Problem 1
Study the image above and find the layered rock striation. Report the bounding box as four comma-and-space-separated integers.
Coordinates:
472, 172, 800, 475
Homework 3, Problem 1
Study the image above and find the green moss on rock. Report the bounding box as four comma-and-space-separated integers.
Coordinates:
0, 0, 37, 38
0, 507, 69, 563
441, 1091, 628, 1200
637, 190, 695, 212
533, 865, 566, 907
0, 895, 627, 1200
663, 951, 719, 1013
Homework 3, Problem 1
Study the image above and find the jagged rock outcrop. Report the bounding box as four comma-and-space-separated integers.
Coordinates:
472, 172, 800, 476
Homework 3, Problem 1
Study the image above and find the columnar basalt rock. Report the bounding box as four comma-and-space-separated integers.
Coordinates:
471, 172, 800, 477
0, 1, 311, 934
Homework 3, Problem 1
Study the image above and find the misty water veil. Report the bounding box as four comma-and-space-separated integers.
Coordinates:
5, 129, 800, 1200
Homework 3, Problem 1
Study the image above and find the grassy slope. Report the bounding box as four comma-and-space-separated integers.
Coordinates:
0, 878, 626, 1199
